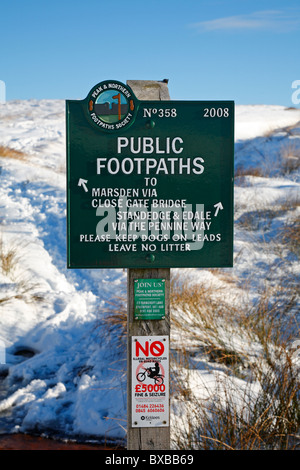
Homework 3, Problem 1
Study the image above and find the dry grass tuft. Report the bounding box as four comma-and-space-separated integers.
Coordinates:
170, 278, 300, 450
280, 142, 300, 174
172, 352, 300, 450
170, 274, 253, 379
98, 296, 127, 353
278, 214, 300, 257
235, 165, 265, 178
0, 145, 27, 161
0, 237, 44, 305
0, 237, 20, 276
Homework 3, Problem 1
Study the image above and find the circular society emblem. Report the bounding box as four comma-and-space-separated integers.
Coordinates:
87, 80, 136, 131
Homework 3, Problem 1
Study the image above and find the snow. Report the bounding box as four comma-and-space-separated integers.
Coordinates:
0, 100, 299, 445
235, 105, 300, 140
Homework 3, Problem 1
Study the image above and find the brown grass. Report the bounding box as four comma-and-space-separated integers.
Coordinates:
98, 296, 127, 353
235, 165, 265, 178
0, 145, 27, 161
278, 214, 300, 257
281, 142, 300, 174
0, 237, 20, 276
173, 353, 300, 450
170, 278, 300, 450
0, 237, 44, 305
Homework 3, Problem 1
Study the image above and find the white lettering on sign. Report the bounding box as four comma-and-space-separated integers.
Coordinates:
94, 197, 207, 251
76, 120, 226, 255
95, 135, 205, 176
135, 280, 163, 289
143, 108, 177, 118
96, 156, 204, 175
117, 136, 183, 154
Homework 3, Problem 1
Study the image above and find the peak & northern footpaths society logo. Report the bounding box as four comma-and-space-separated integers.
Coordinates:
87, 80, 136, 131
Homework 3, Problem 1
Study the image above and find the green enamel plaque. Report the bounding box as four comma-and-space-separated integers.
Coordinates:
134, 279, 165, 320
66, 80, 234, 269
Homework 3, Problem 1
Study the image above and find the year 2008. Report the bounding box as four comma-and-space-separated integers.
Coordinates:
203, 107, 230, 117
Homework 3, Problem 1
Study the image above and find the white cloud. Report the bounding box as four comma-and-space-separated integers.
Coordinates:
192, 10, 300, 32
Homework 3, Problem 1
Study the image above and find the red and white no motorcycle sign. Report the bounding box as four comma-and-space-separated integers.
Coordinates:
131, 336, 169, 428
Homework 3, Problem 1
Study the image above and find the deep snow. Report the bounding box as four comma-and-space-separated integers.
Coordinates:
0, 99, 299, 444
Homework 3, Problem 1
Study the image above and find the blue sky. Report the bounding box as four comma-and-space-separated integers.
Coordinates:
1, 0, 299, 105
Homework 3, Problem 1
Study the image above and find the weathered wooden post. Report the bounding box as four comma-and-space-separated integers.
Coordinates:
127, 268, 170, 449
126, 80, 171, 451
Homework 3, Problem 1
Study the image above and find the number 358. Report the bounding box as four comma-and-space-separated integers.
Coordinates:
204, 107, 229, 118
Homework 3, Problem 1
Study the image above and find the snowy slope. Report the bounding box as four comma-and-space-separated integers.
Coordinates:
0, 100, 299, 444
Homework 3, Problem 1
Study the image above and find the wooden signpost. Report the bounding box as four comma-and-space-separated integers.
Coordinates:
126, 81, 171, 449
66, 79, 234, 450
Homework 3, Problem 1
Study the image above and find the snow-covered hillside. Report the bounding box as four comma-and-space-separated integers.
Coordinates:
0, 100, 299, 446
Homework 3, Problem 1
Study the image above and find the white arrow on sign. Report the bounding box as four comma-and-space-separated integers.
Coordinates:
214, 202, 223, 217
78, 178, 88, 192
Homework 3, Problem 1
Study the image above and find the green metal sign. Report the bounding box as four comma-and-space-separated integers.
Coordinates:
66, 80, 234, 269
134, 279, 165, 320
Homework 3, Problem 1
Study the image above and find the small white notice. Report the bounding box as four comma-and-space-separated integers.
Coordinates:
132, 335, 169, 427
